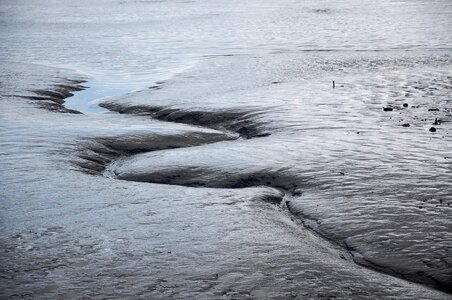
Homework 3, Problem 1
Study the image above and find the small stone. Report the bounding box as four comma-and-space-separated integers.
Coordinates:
402, 123, 410, 127
432, 118, 441, 125
403, 103, 408, 108
428, 108, 439, 111
429, 127, 436, 132
383, 107, 393, 112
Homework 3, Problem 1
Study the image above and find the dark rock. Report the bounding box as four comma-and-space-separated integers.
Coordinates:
428, 108, 439, 112
383, 107, 393, 112
432, 118, 441, 125
429, 127, 437, 132
402, 123, 410, 127
403, 103, 409, 108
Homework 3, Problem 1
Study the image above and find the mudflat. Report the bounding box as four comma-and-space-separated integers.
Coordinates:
1, 0, 451, 298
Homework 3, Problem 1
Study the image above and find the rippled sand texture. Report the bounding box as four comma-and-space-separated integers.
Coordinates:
1, 0, 452, 298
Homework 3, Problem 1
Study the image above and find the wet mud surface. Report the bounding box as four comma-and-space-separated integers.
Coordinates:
1, 59, 451, 299
1, 0, 452, 298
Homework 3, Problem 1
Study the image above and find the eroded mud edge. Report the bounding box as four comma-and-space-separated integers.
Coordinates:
12, 79, 87, 114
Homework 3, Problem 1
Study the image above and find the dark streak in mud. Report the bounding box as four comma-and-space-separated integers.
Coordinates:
12, 80, 87, 114
356, 253, 450, 294
99, 102, 270, 139
75, 143, 121, 175
74, 133, 236, 176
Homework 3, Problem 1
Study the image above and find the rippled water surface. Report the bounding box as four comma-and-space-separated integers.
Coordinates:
1, 0, 451, 298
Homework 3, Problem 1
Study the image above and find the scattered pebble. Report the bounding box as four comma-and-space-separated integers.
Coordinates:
383, 107, 393, 112
428, 108, 439, 112
403, 103, 409, 108
402, 123, 410, 127
429, 127, 437, 132
432, 118, 441, 125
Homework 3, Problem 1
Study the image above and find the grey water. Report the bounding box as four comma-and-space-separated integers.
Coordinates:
63, 79, 116, 114
1, 0, 452, 298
